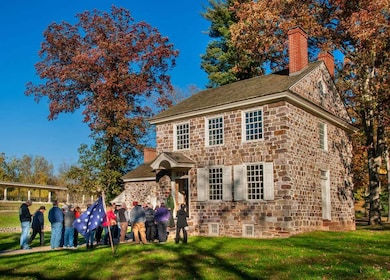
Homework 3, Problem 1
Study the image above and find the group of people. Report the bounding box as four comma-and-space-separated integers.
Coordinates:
19, 199, 189, 251
19, 199, 82, 250
95, 201, 189, 247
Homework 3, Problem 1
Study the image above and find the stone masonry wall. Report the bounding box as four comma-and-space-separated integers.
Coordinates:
122, 181, 158, 208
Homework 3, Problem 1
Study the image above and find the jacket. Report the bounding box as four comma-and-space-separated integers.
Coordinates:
48, 206, 64, 224
144, 207, 155, 222
117, 208, 128, 223
102, 210, 117, 227
19, 203, 32, 223
154, 206, 170, 222
130, 205, 146, 223
64, 210, 75, 227
31, 210, 44, 230
176, 209, 189, 228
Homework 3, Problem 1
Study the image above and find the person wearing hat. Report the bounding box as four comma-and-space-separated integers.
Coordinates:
19, 200, 32, 250
29, 206, 46, 246
63, 205, 76, 249
48, 200, 64, 249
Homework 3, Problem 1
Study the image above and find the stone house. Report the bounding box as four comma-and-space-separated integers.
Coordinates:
119, 27, 356, 238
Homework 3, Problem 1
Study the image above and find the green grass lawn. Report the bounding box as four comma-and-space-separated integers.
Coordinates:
1, 228, 390, 280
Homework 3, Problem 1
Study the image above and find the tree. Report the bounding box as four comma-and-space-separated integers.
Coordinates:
334, 0, 390, 224
0, 154, 55, 200
201, 0, 254, 88
25, 6, 178, 197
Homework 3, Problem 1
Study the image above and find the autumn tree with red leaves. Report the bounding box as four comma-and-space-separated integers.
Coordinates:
25, 6, 178, 198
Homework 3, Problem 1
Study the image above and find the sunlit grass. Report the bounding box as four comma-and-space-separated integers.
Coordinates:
1, 228, 390, 280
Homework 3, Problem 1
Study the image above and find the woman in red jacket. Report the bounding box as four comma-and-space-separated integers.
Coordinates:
102, 205, 117, 245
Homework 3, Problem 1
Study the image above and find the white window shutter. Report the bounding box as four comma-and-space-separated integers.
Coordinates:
263, 162, 274, 200
223, 166, 232, 201
233, 165, 246, 201
197, 168, 207, 201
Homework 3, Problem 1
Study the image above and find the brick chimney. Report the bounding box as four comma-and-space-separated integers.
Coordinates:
288, 27, 308, 75
318, 51, 334, 78
143, 147, 156, 163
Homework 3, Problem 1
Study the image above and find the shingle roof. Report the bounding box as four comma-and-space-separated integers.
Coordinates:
121, 162, 155, 181
162, 152, 195, 165
150, 62, 322, 123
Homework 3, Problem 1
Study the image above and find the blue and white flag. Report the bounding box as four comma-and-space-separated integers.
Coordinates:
73, 196, 106, 238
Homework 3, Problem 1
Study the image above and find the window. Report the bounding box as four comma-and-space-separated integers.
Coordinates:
246, 164, 264, 200
206, 116, 224, 146
208, 223, 219, 236
319, 122, 327, 151
175, 123, 189, 150
243, 109, 263, 141
197, 166, 232, 202
233, 163, 274, 201
242, 224, 254, 237
209, 167, 223, 200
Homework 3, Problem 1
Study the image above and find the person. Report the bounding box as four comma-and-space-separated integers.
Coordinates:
59, 205, 67, 248
175, 204, 189, 244
19, 200, 32, 250
166, 194, 175, 228
154, 202, 170, 243
48, 200, 64, 250
29, 205, 46, 246
63, 205, 76, 249
73, 206, 82, 247
129, 201, 148, 244
102, 205, 117, 245
144, 203, 156, 242
117, 203, 128, 243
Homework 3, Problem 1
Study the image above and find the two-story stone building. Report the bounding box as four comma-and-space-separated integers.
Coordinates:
119, 27, 356, 238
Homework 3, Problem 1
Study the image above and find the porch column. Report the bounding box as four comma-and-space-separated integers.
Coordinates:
82, 195, 85, 205
3, 188, 7, 201
66, 193, 69, 204
28, 190, 31, 200
48, 191, 51, 203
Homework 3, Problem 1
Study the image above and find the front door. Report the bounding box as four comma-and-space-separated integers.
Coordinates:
175, 178, 189, 213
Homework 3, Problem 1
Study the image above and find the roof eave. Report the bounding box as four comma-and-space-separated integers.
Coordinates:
149, 91, 356, 134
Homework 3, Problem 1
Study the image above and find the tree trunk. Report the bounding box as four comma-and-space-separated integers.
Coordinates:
385, 150, 390, 222
368, 151, 382, 224
364, 110, 382, 225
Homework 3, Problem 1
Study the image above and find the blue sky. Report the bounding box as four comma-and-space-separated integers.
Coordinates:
0, 0, 209, 172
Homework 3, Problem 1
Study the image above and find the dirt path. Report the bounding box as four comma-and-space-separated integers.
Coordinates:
0, 245, 84, 256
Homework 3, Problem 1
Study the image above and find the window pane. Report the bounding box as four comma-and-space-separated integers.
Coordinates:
208, 117, 224, 146
245, 110, 263, 141
246, 164, 264, 200
176, 123, 189, 150
209, 167, 223, 200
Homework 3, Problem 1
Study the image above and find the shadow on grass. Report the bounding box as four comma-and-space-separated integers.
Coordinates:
1, 229, 390, 279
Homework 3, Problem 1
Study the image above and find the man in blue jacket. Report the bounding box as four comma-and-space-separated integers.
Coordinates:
19, 200, 32, 250
48, 200, 64, 249
29, 206, 46, 246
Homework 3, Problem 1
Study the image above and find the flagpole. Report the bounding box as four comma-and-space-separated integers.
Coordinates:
101, 191, 115, 253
